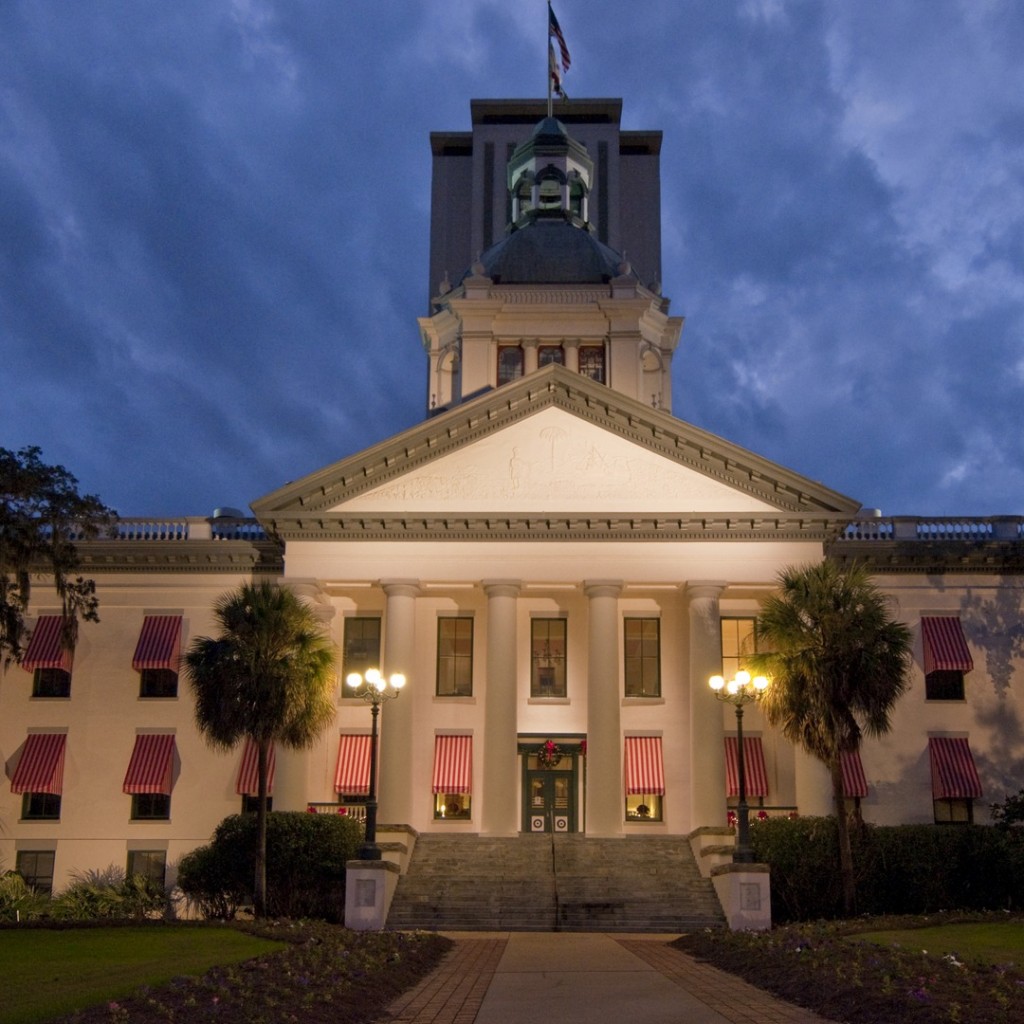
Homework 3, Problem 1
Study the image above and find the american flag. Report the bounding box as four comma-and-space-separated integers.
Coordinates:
549, 3, 571, 74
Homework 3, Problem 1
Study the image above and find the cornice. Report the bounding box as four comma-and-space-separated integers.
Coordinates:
72, 539, 284, 574
827, 540, 1024, 574
267, 513, 848, 543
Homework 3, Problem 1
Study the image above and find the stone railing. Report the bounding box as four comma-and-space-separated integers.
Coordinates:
61, 517, 271, 542
836, 516, 1023, 543
306, 802, 367, 822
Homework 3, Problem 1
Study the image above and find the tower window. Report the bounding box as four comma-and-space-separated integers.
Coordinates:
578, 346, 605, 383
498, 346, 524, 386
538, 346, 564, 367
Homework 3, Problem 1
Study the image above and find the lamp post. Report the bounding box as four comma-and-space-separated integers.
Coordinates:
346, 668, 405, 860
709, 670, 769, 863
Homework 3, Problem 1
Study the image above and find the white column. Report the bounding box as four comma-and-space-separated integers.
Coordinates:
482, 581, 521, 834
686, 582, 728, 829
563, 339, 580, 373
523, 339, 539, 374
584, 580, 623, 836
376, 580, 419, 827
794, 746, 833, 816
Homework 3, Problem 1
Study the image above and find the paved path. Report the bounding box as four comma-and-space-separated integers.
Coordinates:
384, 932, 835, 1024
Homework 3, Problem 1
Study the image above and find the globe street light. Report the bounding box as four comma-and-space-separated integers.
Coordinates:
709, 670, 769, 863
346, 668, 406, 860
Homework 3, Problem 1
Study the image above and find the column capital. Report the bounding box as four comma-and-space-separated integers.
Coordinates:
684, 580, 728, 602
482, 579, 522, 598
379, 579, 421, 598
583, 579, 623, 598
284, 580, 336, 622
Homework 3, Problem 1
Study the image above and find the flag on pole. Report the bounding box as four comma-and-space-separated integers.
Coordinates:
549, 42, 567, 99
549, 3, 571, 73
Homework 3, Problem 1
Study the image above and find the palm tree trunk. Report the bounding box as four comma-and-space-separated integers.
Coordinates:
830, 756, 855, 915
255, 739, 269, 917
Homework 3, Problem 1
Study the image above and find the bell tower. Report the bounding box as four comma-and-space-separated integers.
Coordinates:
421, 100, 683, 416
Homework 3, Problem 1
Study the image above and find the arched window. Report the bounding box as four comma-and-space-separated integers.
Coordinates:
497, 346, 524, 385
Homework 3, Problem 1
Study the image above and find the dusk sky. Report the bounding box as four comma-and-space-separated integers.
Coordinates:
2, 1, 1023, 518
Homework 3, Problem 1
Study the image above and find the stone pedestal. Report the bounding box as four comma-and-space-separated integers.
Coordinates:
711, 862, 772, 931
344, 860, 401, 931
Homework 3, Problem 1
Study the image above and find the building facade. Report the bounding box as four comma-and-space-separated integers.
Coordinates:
3, 99, 1023, 897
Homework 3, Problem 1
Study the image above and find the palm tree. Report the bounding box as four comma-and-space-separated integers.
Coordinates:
184, 581, 338, 917
748, 561, 912, 915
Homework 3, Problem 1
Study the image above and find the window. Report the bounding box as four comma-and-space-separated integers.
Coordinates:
625, 793, 663, 821
21, 792, 61, 820
127, 850, 167, 887
33, 668, 71, 698
341, 617, 381, 696
134, 616, 182, 698
934, 798, 974, 824
922, 617, 972, 701
624, 736, 665, 821
432, 735, 472, 820
16, 850, 55, 896
624, 618, 660, 697
538, 345, 564, 367
720, 617, 757, 680
578, 346, 605, 383
926, 670, 965, 701
140, 668, 178, 698
436, 617, 473, 696
497, 346, 524, 385
131, 793, 170, 820
531, 619, 567, 697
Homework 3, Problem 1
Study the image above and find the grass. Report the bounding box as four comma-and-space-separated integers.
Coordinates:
0, 925, 283, 1024
674, 913, 1024, 1024
0, 921, 451, 1024
856, 921, 1024, 966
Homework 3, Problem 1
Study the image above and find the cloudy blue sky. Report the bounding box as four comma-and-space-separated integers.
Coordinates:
2, 1, 1022, 518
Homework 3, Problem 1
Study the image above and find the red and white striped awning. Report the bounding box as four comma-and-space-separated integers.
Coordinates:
724, 736, 769, 797
132, 615, 182, 671
11, 733, 67, 794
334, 734, 372, 795
921, 617, 973, 674
432, 734, 472, 794
840, 750, 869, 799
122, 734, 176, 795
236, 738, 276, 796
929, 736, 982, 799
624, 736, 665, 795
21, 616, 73, 673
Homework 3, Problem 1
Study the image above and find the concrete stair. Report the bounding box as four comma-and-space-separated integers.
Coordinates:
386, 833, 725, 932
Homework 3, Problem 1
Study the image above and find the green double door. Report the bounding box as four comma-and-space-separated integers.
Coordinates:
524, 769, 576, 833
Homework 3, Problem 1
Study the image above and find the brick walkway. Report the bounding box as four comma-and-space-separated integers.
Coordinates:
382, 935, 836, 1024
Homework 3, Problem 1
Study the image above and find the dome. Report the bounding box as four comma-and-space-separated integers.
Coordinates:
472, 218, 632, 285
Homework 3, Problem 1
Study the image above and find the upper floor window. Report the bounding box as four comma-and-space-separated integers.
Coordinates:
624, 618, 660, 697
437, 617, 473, 697
578, 346, 605, 384
23, 615, 73, 697
131, 793, 171, 820
531, 618, 567, 697
134, 615, 182, 698
33, 668, 71, 698
497, 346, 524, 386
921, 617, 972, 702
538, 346, 564, 367
22, 792, 61, 820
721, 617, 757, 680
341, 617, 381, 697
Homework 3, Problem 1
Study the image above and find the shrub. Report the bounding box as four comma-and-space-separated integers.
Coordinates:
0, 870, 49, 922
177, 811, 364, 921
750, 817, 1024, 922
50, 867, 168, 921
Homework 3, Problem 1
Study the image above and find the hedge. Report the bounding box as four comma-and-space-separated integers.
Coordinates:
177, 811, 363, 921
749, 817, 1024, 922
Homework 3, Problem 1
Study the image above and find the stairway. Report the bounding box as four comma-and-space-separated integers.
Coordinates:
385, 833, 725, 932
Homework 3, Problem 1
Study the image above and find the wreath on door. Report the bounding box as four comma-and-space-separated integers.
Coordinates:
537, 740, 562, 769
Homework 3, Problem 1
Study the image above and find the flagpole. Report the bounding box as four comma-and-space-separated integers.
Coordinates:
546, 1, 553, 117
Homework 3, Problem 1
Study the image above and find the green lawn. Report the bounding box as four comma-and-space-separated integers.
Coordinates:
854, 921, 1024, 965
0, 926, 283, 1024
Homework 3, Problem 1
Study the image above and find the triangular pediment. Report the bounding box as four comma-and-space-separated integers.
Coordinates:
253, 365, 860, 539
